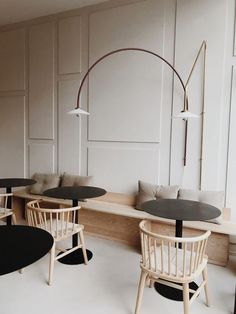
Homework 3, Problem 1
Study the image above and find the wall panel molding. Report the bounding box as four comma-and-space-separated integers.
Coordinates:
88, 146, 160, 193
58, 79, 81, 174
87, 0, 174, 146
0, 28, 25, 91
58, 15, 81, 75
28, 143, 55, 175
0, 96, 25, 177
28, 21, 55, 139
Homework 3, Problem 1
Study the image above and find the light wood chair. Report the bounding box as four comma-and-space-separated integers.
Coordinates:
26, 199, 88, 285
0, 193, 17, 224
135, 220, 211, 314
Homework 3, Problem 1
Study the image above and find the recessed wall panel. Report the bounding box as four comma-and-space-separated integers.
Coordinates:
0, 29, 25, 91
88, 0, 168, 143
29, 143, 55, 176
29, 22, 54, 139
58, 79, 80, 174
171, 0, 228, 189
88, 146, 160, 193
58, 16, 81, 74
0, 96, 25, 177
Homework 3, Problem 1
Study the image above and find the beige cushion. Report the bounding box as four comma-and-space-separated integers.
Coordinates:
178, 189, 224, 224
136, 180, 179, 210
61, 173, 93, 187
30, 173, 61, 195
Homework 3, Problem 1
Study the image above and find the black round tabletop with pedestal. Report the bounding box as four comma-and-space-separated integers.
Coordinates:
0, 178, 36, 224
43, 186, 106, 265
142, 198, 221, 302
0, 225, 53, 276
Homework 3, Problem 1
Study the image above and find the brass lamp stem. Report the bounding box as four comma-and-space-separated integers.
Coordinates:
184, 41, 207, 187
75, 47, 186, 109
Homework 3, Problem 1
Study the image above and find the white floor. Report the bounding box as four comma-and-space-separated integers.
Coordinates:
0, 235, 235, 314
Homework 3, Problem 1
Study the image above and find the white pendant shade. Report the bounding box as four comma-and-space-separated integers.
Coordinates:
175, 110, 199, 119
67, 107, 90, 115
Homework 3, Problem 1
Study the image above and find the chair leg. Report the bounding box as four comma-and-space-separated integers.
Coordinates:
202, 266, 210, 306
79, 231, 88, 265
147, 278, 154, 288
135, 270, 148, 314
48, 242, 55, 286
19, 268, 24, 274
11, 213, 17, 225
183, 283, 190, 314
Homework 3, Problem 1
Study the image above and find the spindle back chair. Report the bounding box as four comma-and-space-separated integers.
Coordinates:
135, 220, 211, 314
0, 193, 16, 224
26, 199, 88, 285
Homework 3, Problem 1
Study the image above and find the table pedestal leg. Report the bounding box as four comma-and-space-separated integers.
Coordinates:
57, 199, 93, 265
6, 187, 12, 225
176, 220, 183, 237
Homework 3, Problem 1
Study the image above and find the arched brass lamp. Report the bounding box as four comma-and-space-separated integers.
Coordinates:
68, 44, 206, 167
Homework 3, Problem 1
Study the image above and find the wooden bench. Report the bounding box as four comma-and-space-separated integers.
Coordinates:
13, 189, 236, 267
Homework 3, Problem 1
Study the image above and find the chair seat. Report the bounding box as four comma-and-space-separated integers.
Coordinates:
36, 221, 84, 240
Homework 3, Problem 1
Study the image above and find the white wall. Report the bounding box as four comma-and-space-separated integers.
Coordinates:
0, 0, 235, 218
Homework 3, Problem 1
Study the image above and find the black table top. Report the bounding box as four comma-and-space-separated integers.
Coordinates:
43, 186, 107, 200
0, 225, 53, 276
142, 199, 221, 221
0, 178, 36, 188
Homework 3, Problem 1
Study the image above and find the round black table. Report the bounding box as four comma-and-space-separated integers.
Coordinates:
142, 198, 221, 301
43, 186, 106, 265
0, 225, 53, 275
142, 199, 221, 238
0, 178, 36, 224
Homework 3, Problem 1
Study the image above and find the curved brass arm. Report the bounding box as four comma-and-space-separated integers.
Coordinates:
74, 47, 186, 110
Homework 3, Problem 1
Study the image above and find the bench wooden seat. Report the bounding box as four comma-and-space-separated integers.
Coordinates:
13, 189, 236, 267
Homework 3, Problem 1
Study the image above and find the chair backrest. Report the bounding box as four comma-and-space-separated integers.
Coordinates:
26, 200, 81, 241
139, 220, 211, 280
0, 193, 12, 209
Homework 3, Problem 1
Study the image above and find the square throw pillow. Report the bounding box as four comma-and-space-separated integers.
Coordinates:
61, 173, 93, 187
30, 173, 61, 195
136, 180, 179, 210
178, 189, 224, 224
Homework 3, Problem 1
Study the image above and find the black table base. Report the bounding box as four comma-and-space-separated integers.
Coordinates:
154, 281, 198, 301
57, 248, 93, 265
